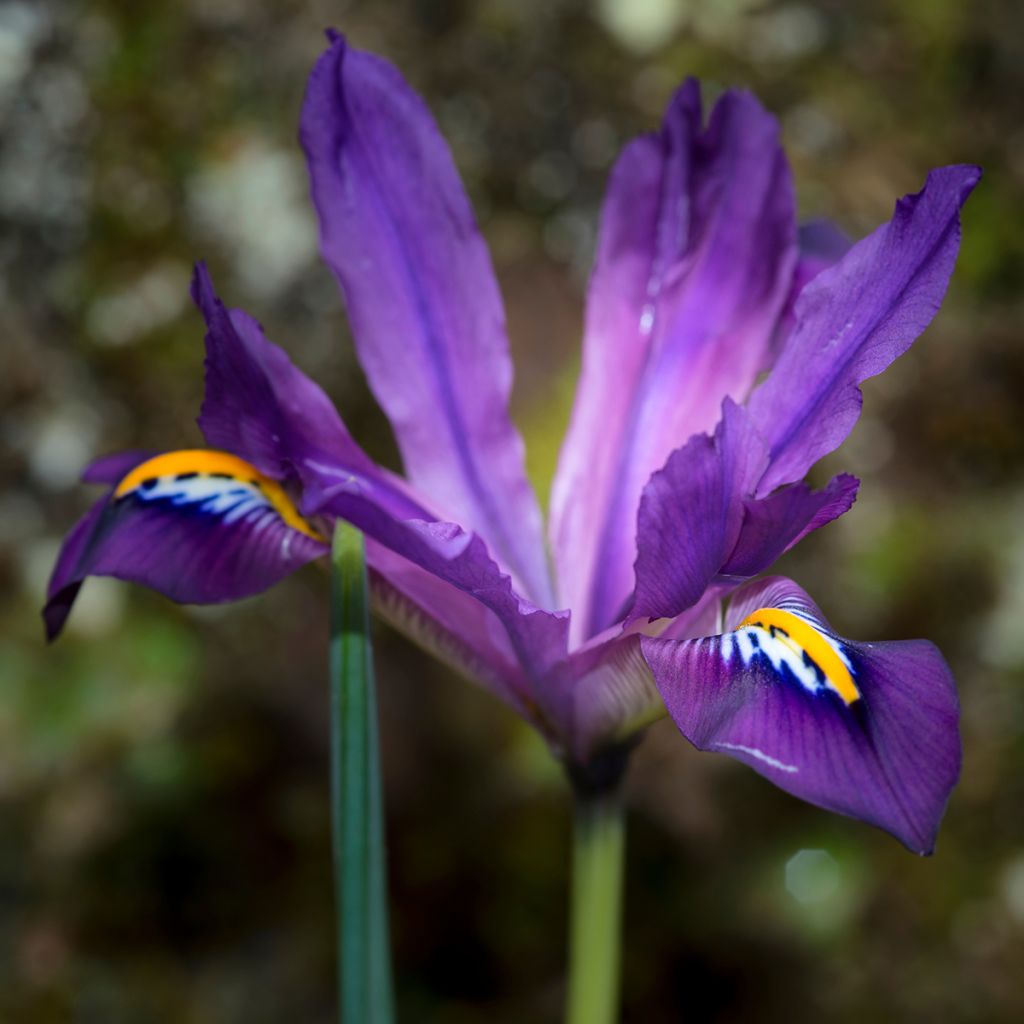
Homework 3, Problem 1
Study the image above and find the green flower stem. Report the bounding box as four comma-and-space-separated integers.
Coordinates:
566, 784, 626, 1024
329, 522, 394, 1024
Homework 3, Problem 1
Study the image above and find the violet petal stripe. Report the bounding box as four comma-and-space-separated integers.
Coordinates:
44, 454, 328, 641
300, 35, 551, 606
749, 164, 981, 496
642, 576, 960, 854
550, 80, 796, 641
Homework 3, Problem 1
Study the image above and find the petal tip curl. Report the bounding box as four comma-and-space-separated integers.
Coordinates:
43, 588, 77, 643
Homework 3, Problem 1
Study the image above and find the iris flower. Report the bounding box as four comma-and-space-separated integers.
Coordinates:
47, 35, 977, 856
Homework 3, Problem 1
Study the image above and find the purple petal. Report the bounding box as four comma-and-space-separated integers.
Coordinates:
634, 404, 858, 623
366, 540, 538, 721
300, 36, 551, 606
569, 587, 721, 760
306, 475, 572, 740
550, 80, 797, 641
193, 263, 428, 524
778, 220, 853, 337
196, 266, 370, 479
642, 577, 960, 853
720, 473, 859, 578
749, 165, 981, 496
192, 264, 572, 732
44, 450, 328, 641
632, 399, 768, 621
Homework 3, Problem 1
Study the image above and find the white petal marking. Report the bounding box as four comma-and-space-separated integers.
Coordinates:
712, 741, 799, 773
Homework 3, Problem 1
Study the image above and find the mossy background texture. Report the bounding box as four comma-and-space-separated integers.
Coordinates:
2, 1, 1023, 1021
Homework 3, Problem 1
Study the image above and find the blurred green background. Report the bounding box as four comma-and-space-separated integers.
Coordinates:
2, 0, 1023, 1020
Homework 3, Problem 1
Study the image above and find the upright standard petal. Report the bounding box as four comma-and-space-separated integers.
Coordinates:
300, 35, 551, 606
749, 165, 981, 495
642, 577, 960, 854
777, 220, 852, 337
44, 450, 328, 641
550, 80, 797, 642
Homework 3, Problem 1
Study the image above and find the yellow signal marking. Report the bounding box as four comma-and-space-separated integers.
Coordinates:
737, 606, 860, 705
114, 449, 324, 542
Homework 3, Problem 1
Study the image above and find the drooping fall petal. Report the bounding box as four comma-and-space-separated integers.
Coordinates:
550, 80, 797, 642
300, 34, 551, 606
44, 450, 328, 640
642, 577, 960, 853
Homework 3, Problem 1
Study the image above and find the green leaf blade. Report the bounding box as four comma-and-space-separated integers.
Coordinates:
330, 521, 395, 1024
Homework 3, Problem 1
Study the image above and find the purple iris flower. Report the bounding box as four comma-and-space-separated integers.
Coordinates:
46, 35, 978, 855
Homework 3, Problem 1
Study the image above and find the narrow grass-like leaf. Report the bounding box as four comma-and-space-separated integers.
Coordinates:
330, 521, 395, 1023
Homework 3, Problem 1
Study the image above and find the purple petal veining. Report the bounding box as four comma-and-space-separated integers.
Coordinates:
550, 80, 797, 642
300, 35, 551, 606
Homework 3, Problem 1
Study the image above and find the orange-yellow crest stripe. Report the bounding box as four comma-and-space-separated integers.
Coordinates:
114, 450, 324, 542
737, 607, 860, 705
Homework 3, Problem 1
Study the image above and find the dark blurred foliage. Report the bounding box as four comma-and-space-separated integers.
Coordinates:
2, 0, 1023, 1020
